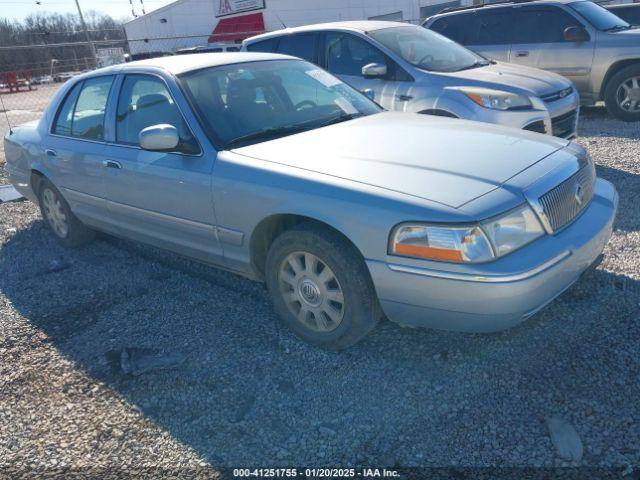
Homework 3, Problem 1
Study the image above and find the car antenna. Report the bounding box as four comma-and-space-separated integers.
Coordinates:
274, 11, 287, 28
0, 94, 12, 135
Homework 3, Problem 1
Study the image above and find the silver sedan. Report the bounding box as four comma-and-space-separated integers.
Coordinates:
4, 53, 617, 349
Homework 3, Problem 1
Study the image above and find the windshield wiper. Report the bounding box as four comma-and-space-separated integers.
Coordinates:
225, 113, 365, 149
605, 24, 632, 31
316, 112, 363, 128
455, 60, 490, 72
225, 124, 312, 149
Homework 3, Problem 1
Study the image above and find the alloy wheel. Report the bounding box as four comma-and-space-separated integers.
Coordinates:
616, 75, 640, 113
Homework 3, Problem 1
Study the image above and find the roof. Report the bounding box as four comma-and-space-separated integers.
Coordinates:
243, 20, 413, 44
92, 52, 297, 77
429, 0, 581, 17
124, 0, 191, 26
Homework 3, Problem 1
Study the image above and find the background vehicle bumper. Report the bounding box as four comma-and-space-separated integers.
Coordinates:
367, 179, 617, 333
471, 90, 580, 139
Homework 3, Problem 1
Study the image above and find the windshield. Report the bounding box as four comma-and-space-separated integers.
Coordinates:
368, 25, 488, 72
180, 60, 380, 148
569, 1, 631, 31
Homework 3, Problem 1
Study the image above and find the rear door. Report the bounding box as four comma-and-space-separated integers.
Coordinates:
510, 5, 595, 92
321, 31, 413, 111
428, 10, 512, 62
471, 9, 513, 62
47, 75, 116, 227
101, 73, 222, 263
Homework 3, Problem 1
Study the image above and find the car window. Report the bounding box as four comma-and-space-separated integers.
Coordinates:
369, 26, 487, 73
276, 33, 317, 62
429, 13, 477, 44
52, 82, 82, 136
570, 1, 630, 30
324, 32, 389, 77
245, 37, 278, 52
65, 76, 114, 140
476, 11, 512, 45
180, 59, 381, 148
513, 6, 585, 43
115, 74, 199, 154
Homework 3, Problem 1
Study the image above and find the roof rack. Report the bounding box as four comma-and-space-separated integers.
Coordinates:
437, 0, 536, 15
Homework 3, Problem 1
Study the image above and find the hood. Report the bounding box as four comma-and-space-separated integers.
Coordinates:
231, 112, 569, 208
440, 61, 573, 97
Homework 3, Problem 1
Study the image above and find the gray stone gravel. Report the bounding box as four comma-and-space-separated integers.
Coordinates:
0, 107, 639, 474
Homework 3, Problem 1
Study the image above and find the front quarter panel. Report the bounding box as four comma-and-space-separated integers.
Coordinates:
211, 150, 470, 276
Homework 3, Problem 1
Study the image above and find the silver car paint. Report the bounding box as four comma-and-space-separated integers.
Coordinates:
424, 0, 640, 106
242, 22, 579, 135
4, 53, 617, 332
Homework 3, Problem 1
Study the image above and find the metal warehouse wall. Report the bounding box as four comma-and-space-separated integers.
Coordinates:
124, 0, 468, 54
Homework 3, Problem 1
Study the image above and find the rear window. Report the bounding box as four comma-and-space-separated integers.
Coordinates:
245, 37, 278, 53
429, 13, 477, 44
52, 82, 82, 136
275, 33, 317, 62
52, 76, 114, 140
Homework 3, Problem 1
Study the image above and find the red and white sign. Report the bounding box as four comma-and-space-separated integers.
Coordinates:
216, 0, 265, 17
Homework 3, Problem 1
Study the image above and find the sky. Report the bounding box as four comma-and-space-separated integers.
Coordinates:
1, 0, 177, 22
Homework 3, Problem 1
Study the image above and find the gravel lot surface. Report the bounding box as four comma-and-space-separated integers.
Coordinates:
1, 107, 639, 475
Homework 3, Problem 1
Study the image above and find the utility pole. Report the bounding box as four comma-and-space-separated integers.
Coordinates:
74, 0, 98, 68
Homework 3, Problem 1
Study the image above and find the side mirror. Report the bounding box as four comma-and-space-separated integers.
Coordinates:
563, 26, 590, 43
139, 124, 179, 151
362, 62, 387, 78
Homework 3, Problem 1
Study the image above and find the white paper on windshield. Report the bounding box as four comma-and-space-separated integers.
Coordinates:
334, 97, 359, 115
305, 69, 341, 87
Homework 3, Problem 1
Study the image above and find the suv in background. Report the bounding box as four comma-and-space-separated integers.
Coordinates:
605, 3, 640, 26
424, 0, 640, 121
243, 22, 580, 138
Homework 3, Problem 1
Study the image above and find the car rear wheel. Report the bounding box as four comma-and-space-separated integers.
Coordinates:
604, 64, 640, 122
265, 223, 381, 350
37, 178, 95, 248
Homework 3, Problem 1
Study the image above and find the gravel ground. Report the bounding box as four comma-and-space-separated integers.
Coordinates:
0, 107, 639, 475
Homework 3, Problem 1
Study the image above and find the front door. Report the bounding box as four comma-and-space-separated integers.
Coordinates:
509, 5, 595, 94
322, 32, 413, 111
102, 73, 222, 263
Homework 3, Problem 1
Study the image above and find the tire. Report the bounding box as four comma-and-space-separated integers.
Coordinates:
37, 177, 95, 248
604, 63, 640, 122
265, 223, 381, 350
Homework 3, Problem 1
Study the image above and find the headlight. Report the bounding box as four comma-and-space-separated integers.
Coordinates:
482, 204, 545, 257
459, 87, 532, 111
389, 224, 494, 263
390, 205, 545, 263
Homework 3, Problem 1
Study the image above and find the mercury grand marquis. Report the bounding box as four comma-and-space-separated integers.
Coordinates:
4, 53, 618, 349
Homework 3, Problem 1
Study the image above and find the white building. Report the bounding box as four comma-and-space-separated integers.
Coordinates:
124, 0, 472, 55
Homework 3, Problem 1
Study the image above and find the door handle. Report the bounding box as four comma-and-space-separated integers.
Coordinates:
103, 160, 122, 169
45, 149, 57, 157
515, 51, 529, 57
397, 94, 413, 101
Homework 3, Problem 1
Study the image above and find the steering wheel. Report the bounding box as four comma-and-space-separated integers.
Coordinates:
295, 100, 317, 111
417, 54, 435, 65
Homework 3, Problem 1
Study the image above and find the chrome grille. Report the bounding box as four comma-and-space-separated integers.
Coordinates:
538, 162, 595, 232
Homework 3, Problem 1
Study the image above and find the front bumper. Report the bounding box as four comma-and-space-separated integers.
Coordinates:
471, 90, 580, 139
367, 179, 617, 333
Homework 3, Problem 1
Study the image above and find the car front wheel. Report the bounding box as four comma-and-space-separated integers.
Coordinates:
37, 177, 95, 248
265, 223, 381, 350
604, 64, 640, 122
